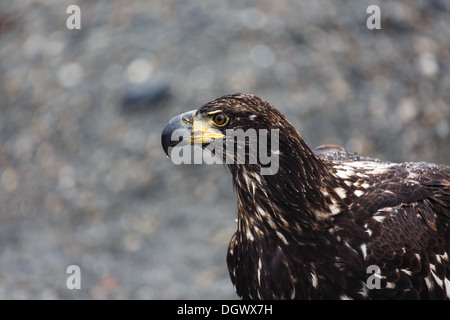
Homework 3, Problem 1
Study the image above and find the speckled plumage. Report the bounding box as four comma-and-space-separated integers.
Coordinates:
162, 93, 450, 299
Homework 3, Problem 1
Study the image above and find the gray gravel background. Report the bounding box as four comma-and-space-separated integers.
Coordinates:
0, 0, 449, 299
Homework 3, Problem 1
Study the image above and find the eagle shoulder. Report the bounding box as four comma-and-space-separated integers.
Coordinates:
328, 159, 450, 299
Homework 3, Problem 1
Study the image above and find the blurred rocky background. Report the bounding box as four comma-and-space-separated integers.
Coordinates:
0, 0, 448, 299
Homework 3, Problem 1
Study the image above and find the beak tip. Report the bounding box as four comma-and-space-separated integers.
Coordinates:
161, 109, 196, 158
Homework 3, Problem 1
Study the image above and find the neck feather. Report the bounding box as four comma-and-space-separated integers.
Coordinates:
228, 130, 339, 237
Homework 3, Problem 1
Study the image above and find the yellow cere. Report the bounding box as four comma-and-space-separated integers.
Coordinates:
191, 113, 225, 144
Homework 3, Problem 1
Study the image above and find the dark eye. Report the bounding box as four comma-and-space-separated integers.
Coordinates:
212, 113, 229, 127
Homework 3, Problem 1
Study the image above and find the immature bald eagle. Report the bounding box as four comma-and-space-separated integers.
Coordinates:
161, 93, 450, 299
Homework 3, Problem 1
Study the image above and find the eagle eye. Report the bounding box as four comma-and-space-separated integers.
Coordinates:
211, 112, 229, 127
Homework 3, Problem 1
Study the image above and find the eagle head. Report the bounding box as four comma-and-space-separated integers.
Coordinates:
161, 93, 300, 173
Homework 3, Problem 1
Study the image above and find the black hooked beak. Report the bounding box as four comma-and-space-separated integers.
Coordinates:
161, 110, 196, 157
